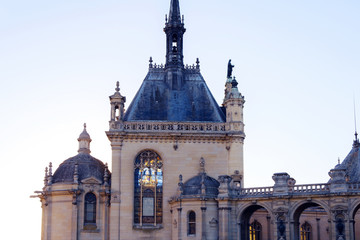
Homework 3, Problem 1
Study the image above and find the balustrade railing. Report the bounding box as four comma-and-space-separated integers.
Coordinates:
110, 121, 227, 133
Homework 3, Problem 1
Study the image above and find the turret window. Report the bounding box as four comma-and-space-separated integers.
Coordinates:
84, 193, 97, 229
134, 150, 163, 226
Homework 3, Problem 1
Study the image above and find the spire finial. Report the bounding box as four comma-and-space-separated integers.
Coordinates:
338, 157, 341, 165
115, 81, 120, 92
149, 57, 153, 68
78, 123, 92, 154
200, 157, 205, 174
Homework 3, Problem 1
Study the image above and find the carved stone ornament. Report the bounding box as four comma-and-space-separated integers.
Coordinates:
275, 207, 288, 221
209, 218, 218, 228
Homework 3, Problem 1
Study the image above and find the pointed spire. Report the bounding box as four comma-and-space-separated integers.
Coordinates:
78, 123, 92, 154
169, 0, 181, 25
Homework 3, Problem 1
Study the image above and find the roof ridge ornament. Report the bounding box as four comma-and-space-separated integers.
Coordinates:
199, 157, 206, 174
115, 81, 120, 92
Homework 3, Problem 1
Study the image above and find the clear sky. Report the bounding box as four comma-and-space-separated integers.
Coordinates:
1, 0, 359, 238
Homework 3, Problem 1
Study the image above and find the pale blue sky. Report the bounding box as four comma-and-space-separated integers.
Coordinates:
1, 0, 359, 238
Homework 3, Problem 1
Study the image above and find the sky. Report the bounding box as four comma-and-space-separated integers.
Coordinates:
1, 0, 359, 238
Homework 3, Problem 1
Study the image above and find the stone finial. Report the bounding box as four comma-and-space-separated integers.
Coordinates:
48, 162, 53, 185
115, 81, 120, 92
177, 174, 184, 195
74, 162, 79, 184
44, 167, 48, 187
199, 157, 205, 174
149, 57, 153, 68
354, 131, 360, 148
196, 58, 200, 69
78, 123, 91, 154
104, 163, 109, 186
200, 172, 206, 195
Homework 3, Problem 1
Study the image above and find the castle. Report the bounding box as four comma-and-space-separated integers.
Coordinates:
33, 1, 360, 239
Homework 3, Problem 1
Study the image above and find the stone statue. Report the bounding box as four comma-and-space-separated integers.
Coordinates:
277, 220, 286, 240
227, 59, 234, 78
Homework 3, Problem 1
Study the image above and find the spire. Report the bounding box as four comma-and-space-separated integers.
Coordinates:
78, 123, 92, 154
169, 0, 181, 25
164, 0, 186, 68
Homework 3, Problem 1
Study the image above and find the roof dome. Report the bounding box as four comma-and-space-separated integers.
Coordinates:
52, 153, 106, 184
182, 173, 220, 198
51, 124, 108, 184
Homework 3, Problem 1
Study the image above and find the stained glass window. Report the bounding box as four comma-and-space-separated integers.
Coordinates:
249, 220, 262, 240
188, 211, 196, 235
84, 193, 96, 226
134, 150, 163, 225
301, 222, 312, 240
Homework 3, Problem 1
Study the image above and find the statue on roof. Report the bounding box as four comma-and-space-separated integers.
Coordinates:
227, 59, 234, 78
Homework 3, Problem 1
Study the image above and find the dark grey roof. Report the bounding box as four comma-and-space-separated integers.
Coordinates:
52, 153, 107, 184
123, 69, 226, 122
182, 173, 220, 198
335, 141, 360, 183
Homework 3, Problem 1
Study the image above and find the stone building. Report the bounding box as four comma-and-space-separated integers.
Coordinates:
32, 0, 360, 239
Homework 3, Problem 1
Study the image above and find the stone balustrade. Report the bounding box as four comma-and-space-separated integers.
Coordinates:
110, 121, 227, 133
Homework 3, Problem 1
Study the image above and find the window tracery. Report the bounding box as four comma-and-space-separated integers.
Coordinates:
300, 222, 312, 240
249, 220, 262, 240
134, 150, 163, 226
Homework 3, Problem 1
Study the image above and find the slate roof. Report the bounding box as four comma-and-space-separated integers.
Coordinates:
52, 153, 107, 184
182, 173, 220, 198
123, 69, 226, 122
335, 139, 360, 183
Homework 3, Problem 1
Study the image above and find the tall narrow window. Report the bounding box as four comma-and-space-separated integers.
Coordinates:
188, 211, 196, 235
249, 220, 262, 240
301, 222, 312, 240
134, 150, 163, 226
84, 193, 96, 228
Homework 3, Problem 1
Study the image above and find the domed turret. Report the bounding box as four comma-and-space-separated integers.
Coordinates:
52, 124, 108, 184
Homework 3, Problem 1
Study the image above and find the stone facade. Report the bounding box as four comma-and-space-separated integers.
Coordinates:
32, 1, 360, 240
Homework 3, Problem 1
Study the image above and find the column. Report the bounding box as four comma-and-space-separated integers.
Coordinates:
109, 142, 122, 240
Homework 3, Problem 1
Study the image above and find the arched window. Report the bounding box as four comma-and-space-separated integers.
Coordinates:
134, 150, 163, 226
188, 211, 196, 235
301, 222, 312, 240
84, 193, 96, 228
249, 220, 262, 240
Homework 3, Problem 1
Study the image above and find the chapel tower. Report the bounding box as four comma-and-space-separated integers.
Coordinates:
106, 0, 245, 239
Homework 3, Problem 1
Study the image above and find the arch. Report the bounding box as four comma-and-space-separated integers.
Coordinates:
290, 199, 330, 221
133, 149, 163, 226
291, 200, 330, 240
349, 200, 360, 240
187, 210, 196, 236
238, 203, 272, 240
84, 192, 97, 229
